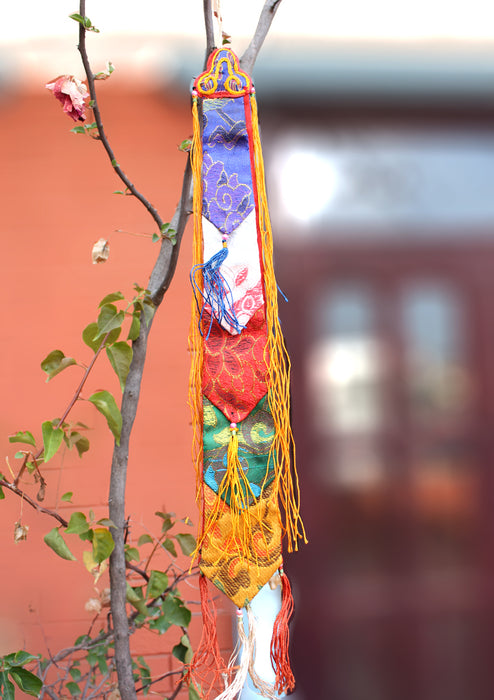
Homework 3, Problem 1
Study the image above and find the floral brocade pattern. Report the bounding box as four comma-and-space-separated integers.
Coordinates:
202, 395, 274, 505
202, 307, 268, 422
199, 483, 282, 608
202, 98, 254, 235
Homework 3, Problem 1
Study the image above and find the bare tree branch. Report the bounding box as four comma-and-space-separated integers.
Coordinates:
148, 160, 193, 306
0, 479, 68, 527
77, 0, 164, 234
203, 0, 216, 62
240, 0, 284, 74
134, 669, 183, 694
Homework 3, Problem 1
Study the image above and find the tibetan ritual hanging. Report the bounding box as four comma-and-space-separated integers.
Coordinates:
187, 48, 306, 699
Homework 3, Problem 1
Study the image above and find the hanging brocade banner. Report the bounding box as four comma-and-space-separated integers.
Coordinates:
187, 47, 306, 700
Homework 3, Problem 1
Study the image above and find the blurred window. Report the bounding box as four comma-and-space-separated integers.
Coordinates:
271, 129, 494, 235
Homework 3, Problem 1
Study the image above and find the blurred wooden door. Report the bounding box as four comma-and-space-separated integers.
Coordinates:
279, 242, 494, 700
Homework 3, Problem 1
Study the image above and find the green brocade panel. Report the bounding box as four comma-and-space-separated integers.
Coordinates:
203, 394, 275, 505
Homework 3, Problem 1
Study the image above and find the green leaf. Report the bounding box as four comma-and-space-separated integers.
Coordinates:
40, 350, 76, 381
137, 534, 153, 546
142, 299, 155, 327
155, 511, 175, 532
82, 322, 101, 352
136, 656, 151, 695
70, 125, 87, 134
146, 570, 169, 599
88, 391, 122, 445
96, 518, 116, 528
92, 528, 115, 564
178, 139, 192, 153
176, 533, 196, 557
172, 634, 193, 664
65, 512, 90, 535
69, 667, 82, 682
124, 546, 140, 562
99, 291, 124, 307
137, 656, 150, 670
126, 583, 149, 616
162, 594, 191, 628
0, 671, 15, 700
68, 13, 99, 32
0, 484, 4, 500
106, 342, 133, 392
68, 13, 85, 24
44, 527, 76, 561
189, 681, 201, 700
111, 159, 119, 167
66, 681, 82, 695
79, 529, 93, 543
95, 304, 125, 340
4, 651, 38, 667
8, 431, 36, 447
41, 420, 64, 462
152, 233, 161, 243
162, 538, 177, 557
8, 667, 42, 697
148, 614, 171, 635
61, 491, 73, 502
63, 430, 90, 457
83, 322, 121, 351
73, 434, 90, 458
127, 312, 140, 341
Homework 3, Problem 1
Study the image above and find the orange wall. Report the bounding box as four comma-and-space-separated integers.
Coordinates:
0, 84, 232, 694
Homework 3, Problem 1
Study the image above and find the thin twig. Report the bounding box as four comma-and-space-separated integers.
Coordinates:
125, 561, 149, 582
53, 335, 109, 431
81, 665, 95, 698
134, 669, 183, 694
85, 669, 114, 700
11, 331, 108, 488
77, 0, 164, 234
0, 479, 68, 526
5, 332, 110, 525
12, 453, 29, 488
169, 678, 185, 700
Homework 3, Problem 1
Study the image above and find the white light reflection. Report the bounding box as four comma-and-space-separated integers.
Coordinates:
279, 150, 339, 223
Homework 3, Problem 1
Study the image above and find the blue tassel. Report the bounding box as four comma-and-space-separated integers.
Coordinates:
190, 247, 245, 338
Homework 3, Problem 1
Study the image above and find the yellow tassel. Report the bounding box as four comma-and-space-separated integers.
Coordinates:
199, 425, 259, 563
250, 94, 307, 552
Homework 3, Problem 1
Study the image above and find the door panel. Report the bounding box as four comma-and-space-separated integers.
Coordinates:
280, 248, 494, 700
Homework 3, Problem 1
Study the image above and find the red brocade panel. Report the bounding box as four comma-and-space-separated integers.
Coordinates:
202, 307, 268, 423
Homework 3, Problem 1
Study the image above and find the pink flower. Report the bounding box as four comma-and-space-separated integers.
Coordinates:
45, 75, 88, 122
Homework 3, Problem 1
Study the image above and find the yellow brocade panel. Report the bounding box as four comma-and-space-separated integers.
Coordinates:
199, 483, 282, 608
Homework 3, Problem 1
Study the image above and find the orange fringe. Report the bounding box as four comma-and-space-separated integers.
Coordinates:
189, 97, 206, 566
184, 574, 229, 699
270, 569, 295, 694
250, 93, 307, 552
